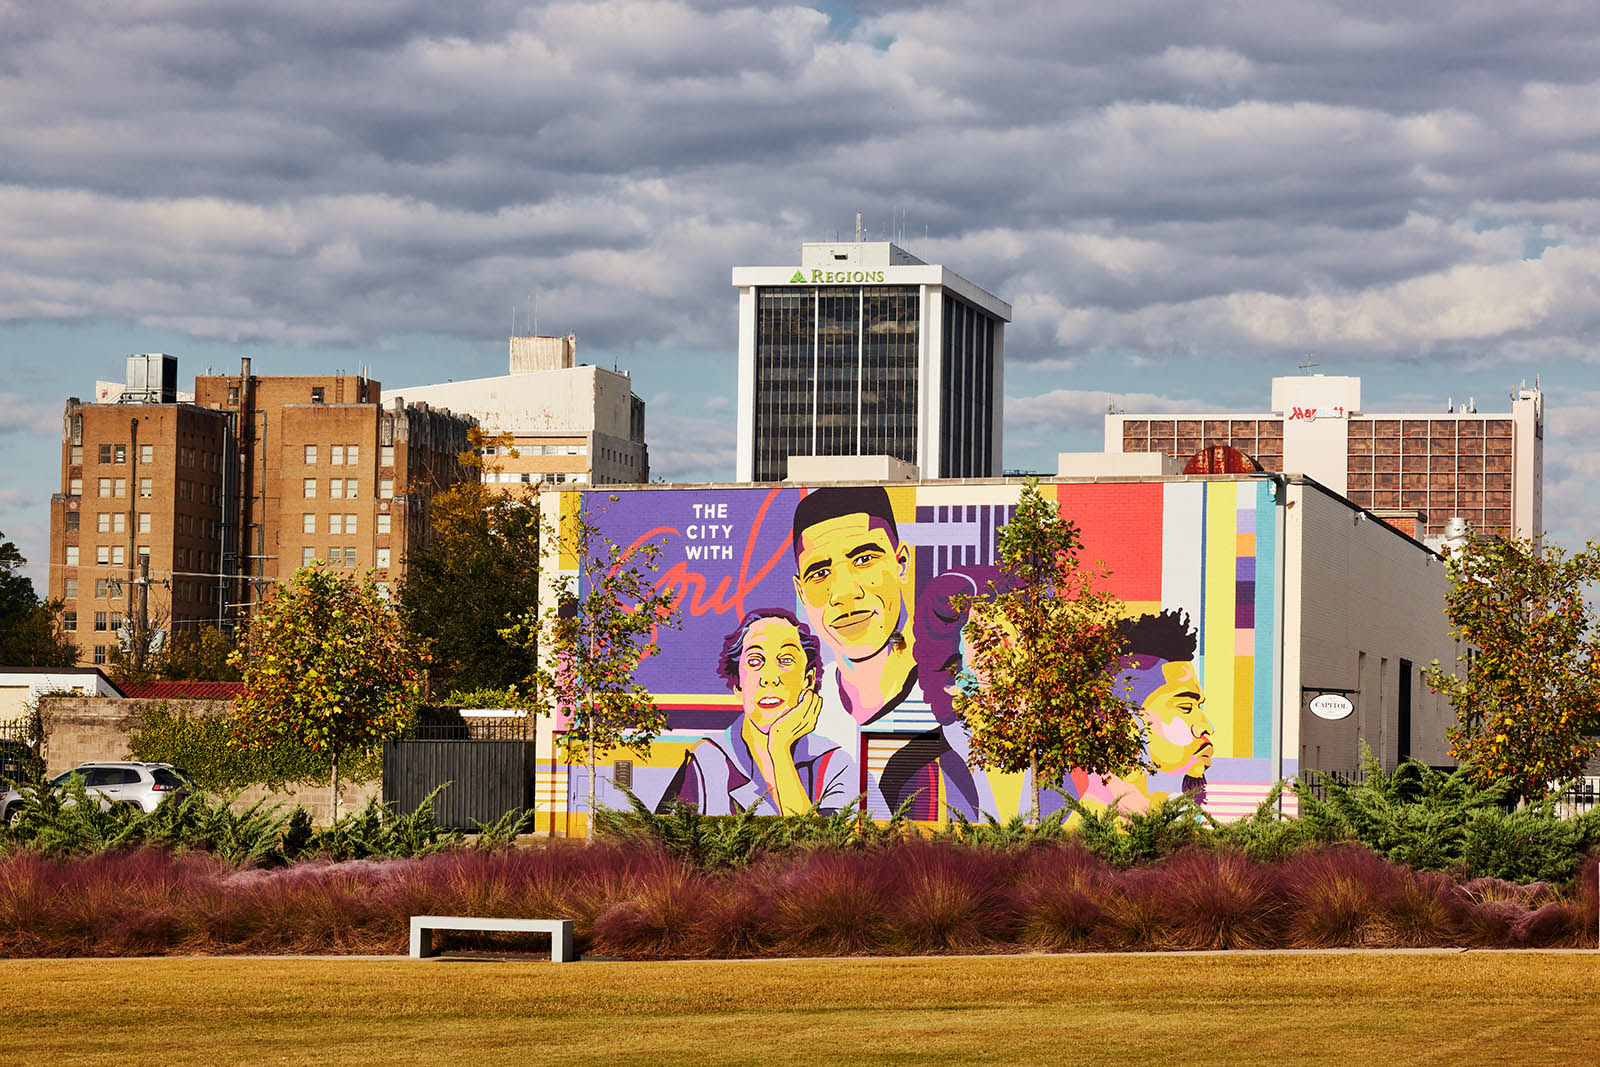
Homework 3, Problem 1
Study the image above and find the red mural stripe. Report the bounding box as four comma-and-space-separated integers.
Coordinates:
1052, 482, 1164, 602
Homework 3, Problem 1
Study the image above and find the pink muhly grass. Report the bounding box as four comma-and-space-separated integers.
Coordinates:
1145, 848, 1287, 951
588, 859, 714, 959
877, 841, 1020, 954
692, 865, 781, 958
1012, 842, 1115, 951
1385, 869, 1468, 948
1281, 845, 1402, 948
768, 849, 892, 956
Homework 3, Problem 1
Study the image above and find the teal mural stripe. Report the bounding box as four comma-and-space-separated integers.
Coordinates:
1252, 481, 1276, 758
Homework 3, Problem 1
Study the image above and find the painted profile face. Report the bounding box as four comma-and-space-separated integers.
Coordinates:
792, 513, 909, 661
1140, 660, 1213, 777
736, 616, 815, 727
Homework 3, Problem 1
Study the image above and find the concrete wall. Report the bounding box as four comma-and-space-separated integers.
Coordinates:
1286, 481, 1456, 776
36, 696, 378, 825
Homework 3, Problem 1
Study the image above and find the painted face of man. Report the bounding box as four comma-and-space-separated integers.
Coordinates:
736, 616, 814, 729
1140, 660, 1213, 778
792, 513, 909, 661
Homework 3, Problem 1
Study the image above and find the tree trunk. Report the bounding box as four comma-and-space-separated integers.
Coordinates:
330, 751, 340, 825
587, 740, 597, 841
1030, 751, 1040, 827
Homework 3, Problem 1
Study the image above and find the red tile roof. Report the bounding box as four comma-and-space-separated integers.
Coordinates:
117, 680, 245, 700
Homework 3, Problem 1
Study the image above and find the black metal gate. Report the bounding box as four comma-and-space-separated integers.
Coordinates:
382, 739, 534, 830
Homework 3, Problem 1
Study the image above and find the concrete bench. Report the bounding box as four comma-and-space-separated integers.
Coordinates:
409, 915, 575, 962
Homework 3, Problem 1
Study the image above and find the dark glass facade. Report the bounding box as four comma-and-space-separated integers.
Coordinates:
753, 285, 921, 482
939, 296, 998, 479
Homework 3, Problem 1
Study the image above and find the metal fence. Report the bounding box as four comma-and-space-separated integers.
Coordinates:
1296, 765, 1600, 818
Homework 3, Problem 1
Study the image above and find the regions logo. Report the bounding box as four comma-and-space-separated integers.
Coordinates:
789, 270, 807, 283
782, 268, 888, 284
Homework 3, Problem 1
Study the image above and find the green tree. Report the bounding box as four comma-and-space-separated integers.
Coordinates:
953, 480, 1143, 821
230, 565, 428, 820
397, 429, 539, 694
1423, 535, 1600, 802
502, 496, 680, 827
0, 531, 77, 668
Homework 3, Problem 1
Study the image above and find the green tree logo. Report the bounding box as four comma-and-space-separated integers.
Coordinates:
789, 270, 807, 283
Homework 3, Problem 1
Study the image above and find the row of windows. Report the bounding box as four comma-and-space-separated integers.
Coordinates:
302, 513, 387, 535
61, 610, 122, 633
484, 444, 585, 457
300, 547, 390, 568
303, 444, 365, 465
303, 478, 394, 499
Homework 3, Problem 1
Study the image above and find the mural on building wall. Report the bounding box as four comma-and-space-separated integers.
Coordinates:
543, 479, 1291, 826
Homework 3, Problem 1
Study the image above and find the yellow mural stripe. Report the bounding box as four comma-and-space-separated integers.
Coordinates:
1234, 657, 1255, 758
558, 491, 583, 570
1203, 481, 1238, 757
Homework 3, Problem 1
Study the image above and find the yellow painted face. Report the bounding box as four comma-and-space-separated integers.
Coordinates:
737, 617, 813, 727
1141, 660, 1213, 777
792, 513, 909, 661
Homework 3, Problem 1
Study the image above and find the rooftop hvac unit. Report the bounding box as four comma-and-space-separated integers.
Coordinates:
123, 354, 179, 403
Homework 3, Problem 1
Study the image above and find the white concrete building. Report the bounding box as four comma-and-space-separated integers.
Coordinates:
732, 241, 1012, 482
392, 336, 648, 490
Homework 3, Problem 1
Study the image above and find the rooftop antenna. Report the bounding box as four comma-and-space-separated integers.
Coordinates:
1297, 356, 1320, 372
855, 212, 862, 242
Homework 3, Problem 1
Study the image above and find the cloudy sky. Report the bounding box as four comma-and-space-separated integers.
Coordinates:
2, 0, 1597, 589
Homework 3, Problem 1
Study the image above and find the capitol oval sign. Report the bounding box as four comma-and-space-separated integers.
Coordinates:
1309, 693, 1354, 720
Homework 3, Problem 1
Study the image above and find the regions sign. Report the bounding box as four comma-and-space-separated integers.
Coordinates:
786, 268, 888, 284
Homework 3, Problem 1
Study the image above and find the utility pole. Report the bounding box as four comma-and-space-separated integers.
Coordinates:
134, 554, 151, 675
126, 417, 139, 642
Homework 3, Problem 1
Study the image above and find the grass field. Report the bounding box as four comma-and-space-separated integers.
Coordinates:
2, 951, 1594, 1065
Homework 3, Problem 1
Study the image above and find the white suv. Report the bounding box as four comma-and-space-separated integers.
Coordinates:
0, 762, 195, 824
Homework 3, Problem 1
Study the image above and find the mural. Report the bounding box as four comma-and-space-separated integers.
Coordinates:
542, 479, 1292, 827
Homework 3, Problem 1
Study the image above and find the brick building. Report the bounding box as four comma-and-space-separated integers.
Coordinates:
48, 357, 475, 664
1106, 374, 1543, 542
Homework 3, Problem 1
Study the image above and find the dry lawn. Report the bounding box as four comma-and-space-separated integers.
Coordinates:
2, 951, 1594, 1065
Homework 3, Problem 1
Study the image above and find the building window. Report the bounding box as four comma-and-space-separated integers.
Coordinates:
379, 479, 393, 499
114, 445, 126, 464
331, 445, 344, 465
347, 445, 359, 465
303, 513, 315, 534
112, 546, 125, 566
97, 513, 110, 533
376, 547, 390, 568
113, 478, 126, 498
377, 514, 391, 534
95, 611, 108, 631
65, 546, 78, 566
98, 444, 111, 463
303, 478, 317, 499
375, 581, 390, 600
138, 513, 150, 533
97, 546, 109, 565
70, 445, 82, 465
305, 445, 317, 465
109, 611, 122, 631
311, 387, 324, 404
94, 646, 107, 665
63, 611, 76, 632
381, 446, 394, 466
329, 478, 343, 499
64, 578, 77, 598
65, 512, 79, 532
345, 513, 356, 534
329, 514, 343, 535
137, 546, 150, 564
69, 478, 82, 497
97, 478, 110, 498
228, 386, 239, 404
345, 480, 358, 499
343, 547, 357, 568
95, 579, 108, 598
140, 444, 153, 464
138, 478, 151, 498
302, 547, 316, 566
